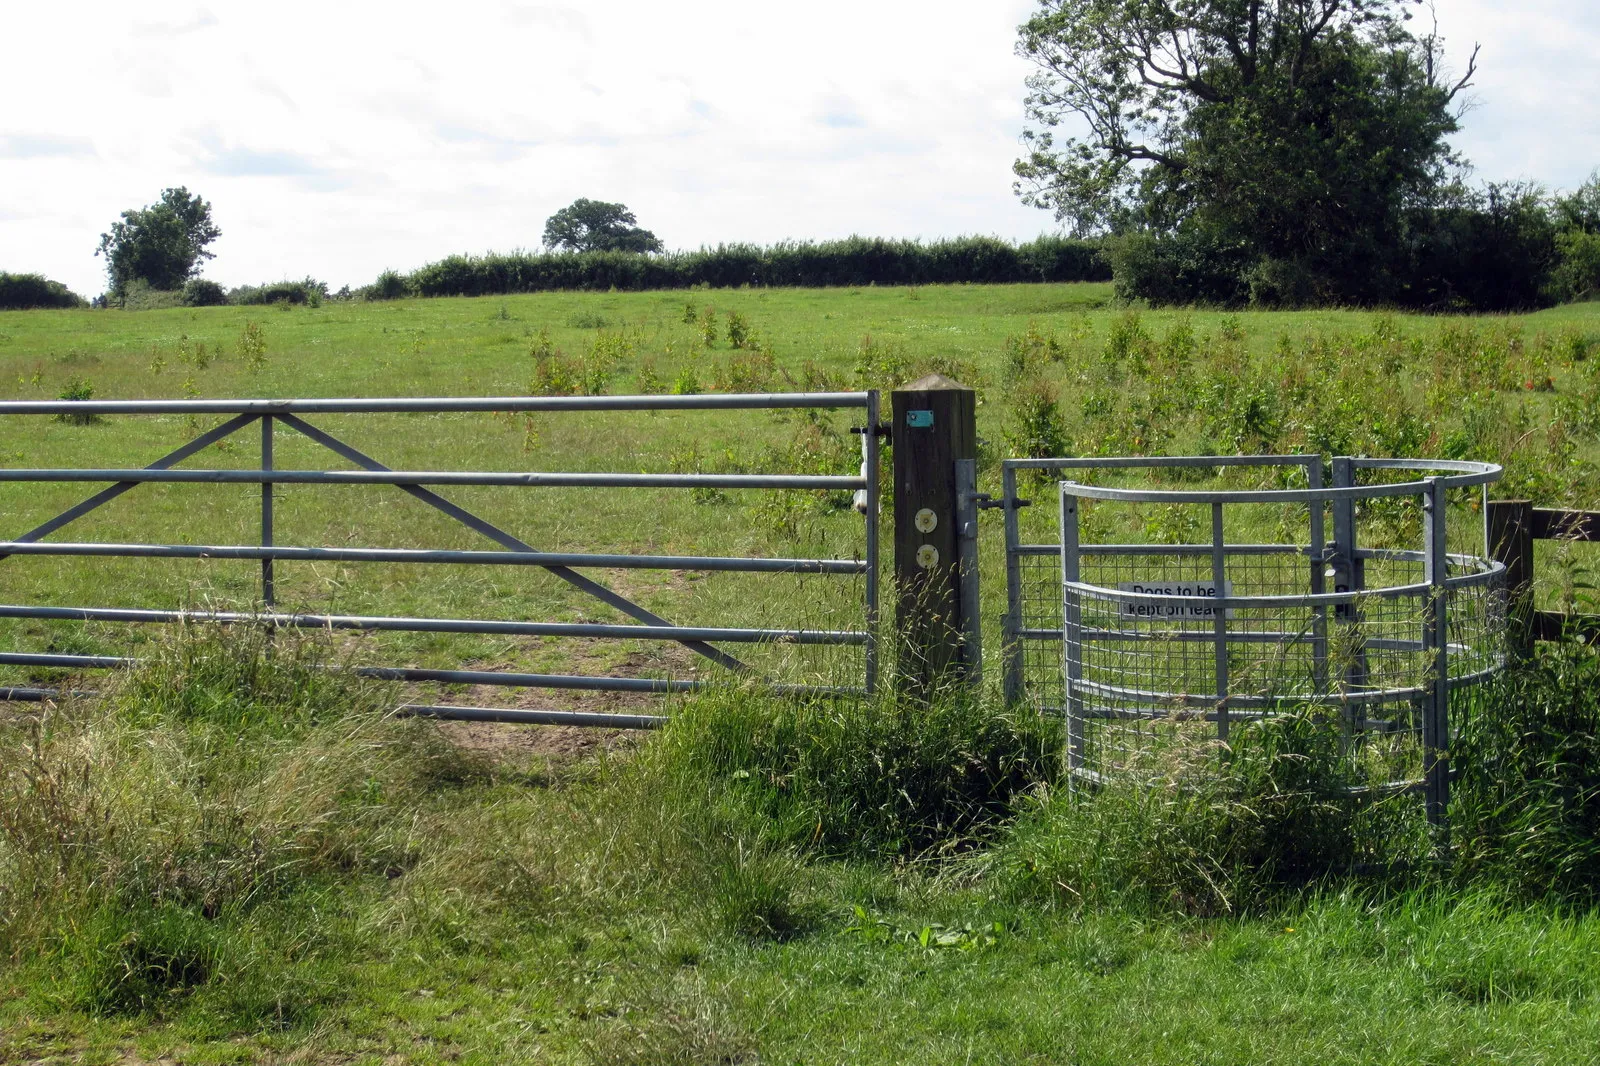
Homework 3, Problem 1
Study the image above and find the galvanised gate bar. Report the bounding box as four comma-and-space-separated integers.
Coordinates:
0, 392, 881, 726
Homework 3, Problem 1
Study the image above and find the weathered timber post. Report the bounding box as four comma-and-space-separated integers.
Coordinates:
1487, 499, 1534, 661
891, 375, 978, 694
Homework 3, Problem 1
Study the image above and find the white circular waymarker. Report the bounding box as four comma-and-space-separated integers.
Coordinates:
916, 544, 940, 569
914, 508, 938, 533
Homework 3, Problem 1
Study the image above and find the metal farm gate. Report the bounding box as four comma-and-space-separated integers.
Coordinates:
0, 392, 881, 726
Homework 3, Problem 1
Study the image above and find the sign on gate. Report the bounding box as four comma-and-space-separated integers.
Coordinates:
1115, 580, 1234, 619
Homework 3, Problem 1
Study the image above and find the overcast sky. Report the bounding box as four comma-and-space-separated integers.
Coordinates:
3, 0, 1596, 298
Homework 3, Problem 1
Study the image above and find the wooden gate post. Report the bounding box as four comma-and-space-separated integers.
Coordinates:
891, 374, 978, 695
1487, 499, 1534, 661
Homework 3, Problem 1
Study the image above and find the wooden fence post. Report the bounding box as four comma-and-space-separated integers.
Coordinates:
1488, 499, 1534, 661
891, 374, 977, 695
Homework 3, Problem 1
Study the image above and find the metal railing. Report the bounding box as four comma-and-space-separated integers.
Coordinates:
998, 454, 1504, 827
0, 392, 881, 727
999, 454, 1502, 711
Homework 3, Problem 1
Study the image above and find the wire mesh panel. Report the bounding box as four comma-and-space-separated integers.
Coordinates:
1003, 456, 1323, 720
1002, 456, 1506, 823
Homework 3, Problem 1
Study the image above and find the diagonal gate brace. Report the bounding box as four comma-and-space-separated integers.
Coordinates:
1, 413, 260, 563
274, 413, 753, 674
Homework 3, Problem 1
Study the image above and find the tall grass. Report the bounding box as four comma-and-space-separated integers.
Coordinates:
2, 621, 1599, 1057
1453, 639, 1600, 902
981, 707, 1425, 916
643, 683, 1059, 859
0, 625, 482, 1026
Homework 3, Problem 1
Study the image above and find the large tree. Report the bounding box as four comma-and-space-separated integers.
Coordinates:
542, 199, 664, 254
95, 187, 221, 294
1014, 0, 1477, 300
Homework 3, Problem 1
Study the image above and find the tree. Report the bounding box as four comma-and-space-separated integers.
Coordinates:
1550, 171, 1600, 303
542, 199, 663, 254
1014, 0, 1478, 303
95, 187, 221, 294
1553, 170, 1600, 235
0, 273, 86, 310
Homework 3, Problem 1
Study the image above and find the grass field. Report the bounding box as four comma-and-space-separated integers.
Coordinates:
3, 284, 1600, 1063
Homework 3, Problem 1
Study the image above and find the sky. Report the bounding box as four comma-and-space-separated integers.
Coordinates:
2, 0, 1596, 298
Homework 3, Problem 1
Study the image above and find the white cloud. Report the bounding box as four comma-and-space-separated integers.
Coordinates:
1434, 0, 1600, 189
0, 0, 1592, 297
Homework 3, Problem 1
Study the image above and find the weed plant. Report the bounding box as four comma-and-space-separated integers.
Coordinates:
52, 376, 99, 424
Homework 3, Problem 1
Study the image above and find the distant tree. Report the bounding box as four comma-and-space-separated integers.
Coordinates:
1550, 172, 1600, 302
0, 272, 86, 310
95, 187, 221, 294
181, 278, 228, 307
542, 199, 664, 253
1554, 171, 1600, 234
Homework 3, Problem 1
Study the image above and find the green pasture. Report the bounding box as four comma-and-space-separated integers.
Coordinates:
2, 284, 1599, 697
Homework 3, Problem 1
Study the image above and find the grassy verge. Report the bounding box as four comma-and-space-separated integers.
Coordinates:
1, 628, 1597, 1063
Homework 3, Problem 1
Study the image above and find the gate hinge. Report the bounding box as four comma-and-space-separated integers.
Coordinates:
979, 496, 1029, 511
851, 422, 893, 442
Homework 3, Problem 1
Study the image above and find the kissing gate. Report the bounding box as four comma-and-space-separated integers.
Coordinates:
0, 381, 1511, 826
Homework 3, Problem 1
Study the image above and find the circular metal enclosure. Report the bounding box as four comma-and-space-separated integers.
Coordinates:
1056, 456, 1505, 815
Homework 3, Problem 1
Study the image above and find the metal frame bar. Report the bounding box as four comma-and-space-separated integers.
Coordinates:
0, 541, 864, 573
1001, 464, 1024, 705
1060, 484, 1084, 773
1007, 454, 1321, 471
1329, 457, 1370, 695
261, 415, 275, 607
0, 468, 867, 490
1422, 477, 1452, 833
955, 458, 982, 683
0, 603, 866, 644
0, 393, 871, 415
399, 705, 666, 729
0, 651, 860, 698
1013, 543, 1302, 557
1210, 500, 1230, 743
863, 390, 881, 695
1055, 477, 1499, 505
1307, 456, 1328, 695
